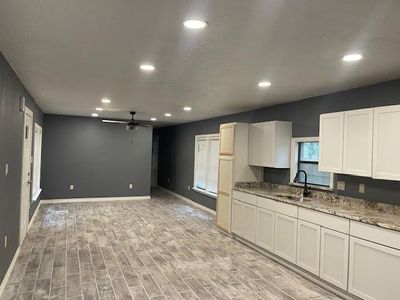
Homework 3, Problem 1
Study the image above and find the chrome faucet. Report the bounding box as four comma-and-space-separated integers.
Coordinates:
293, 170, 311, 197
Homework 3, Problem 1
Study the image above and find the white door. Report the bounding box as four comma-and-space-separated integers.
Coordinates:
255, 207, 275, 252
296, 220, 320, 275
243, 203, 256, 243
261, 122, 275, 167
248, 123, 263, 166
231, 199, 244, 236
348, 237, 400, 300
274, 213, 297, 263
216, 156, 233, 232
373, 105, 400, 180
219, 124, 235, 155
319, 112, 344, 173
343, 108, 373, 177
20, 107, 33, 245
320, 228, 349, 290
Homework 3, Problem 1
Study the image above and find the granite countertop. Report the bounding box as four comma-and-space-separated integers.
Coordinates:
234, 182, 400, 233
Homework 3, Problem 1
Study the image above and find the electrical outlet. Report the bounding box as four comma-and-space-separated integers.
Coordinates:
4, 235, 7, 248
337, 181, 345, 191
359, 183, 366, 193
167, 178, 170, 183
69, 184, 74, 191
129, 183, 133, 189
187, 185, 191, 191
5, 163, 8, 176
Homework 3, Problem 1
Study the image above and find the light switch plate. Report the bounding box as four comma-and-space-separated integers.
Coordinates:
70, 185, 74, 191
359, 183, 366, 193
129, 184, 133, 189
337, 181, 345, 191
4, 235, 7, 248
5, 163, 8, 176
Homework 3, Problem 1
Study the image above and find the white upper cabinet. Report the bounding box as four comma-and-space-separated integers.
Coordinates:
219, 123, 235, 155
343, 108, 374, 177
248, 121, 292, 168
373, 105, 400, 180
248, 123, 263, 166
319, 112, 344, 173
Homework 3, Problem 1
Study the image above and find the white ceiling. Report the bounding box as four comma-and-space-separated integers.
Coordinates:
1, 0, 400, 124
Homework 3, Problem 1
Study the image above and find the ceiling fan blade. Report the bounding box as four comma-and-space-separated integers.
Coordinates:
102, 119, 128, 124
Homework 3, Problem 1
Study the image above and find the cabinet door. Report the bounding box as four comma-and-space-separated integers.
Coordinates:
231, 200, 244, 236
320, 228, 349, 290
216, 157, 233, 232
319, 112, 344, 173
255, 207, 274, 252
343, 108, 373, 177
220, 124, 235, 155
348, 237, 400, 300
261, 122, 275, 167
373, 105, 400, 180
274, 213, 297, 263
248, 123, 263, 166
297, 220, 320, 275
243, 204, 256, 243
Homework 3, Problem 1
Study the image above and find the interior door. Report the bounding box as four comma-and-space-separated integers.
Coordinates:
20, 107, 33, 245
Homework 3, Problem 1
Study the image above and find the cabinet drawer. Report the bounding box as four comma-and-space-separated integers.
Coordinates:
298, 208, 349, 234
232, 190, 257, 205
350, 221, 400, 250
256, 196, 275, 211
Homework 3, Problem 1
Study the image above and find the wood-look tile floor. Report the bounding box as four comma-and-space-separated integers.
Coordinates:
1, 189, 342, 300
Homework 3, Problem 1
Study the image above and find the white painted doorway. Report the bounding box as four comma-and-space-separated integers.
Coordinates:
19, 107, 33, 245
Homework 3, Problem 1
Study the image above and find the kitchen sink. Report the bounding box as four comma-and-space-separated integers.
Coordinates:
273, 193, 302, 201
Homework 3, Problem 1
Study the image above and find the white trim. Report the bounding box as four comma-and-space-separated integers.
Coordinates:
0, 246, 21, 298
32, 188, 42, 202
290, 137, 334, 190
192, 187, 217, 199
158, 186, 216, 215
41, 196, 151, 203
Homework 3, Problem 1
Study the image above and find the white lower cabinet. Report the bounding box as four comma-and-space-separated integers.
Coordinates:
320, 228, 349, 290
231, 199, 244, 236
296, 220, 320, 275
255, 207, 275, 252
243, 204, 257, 243
274, 213, 297, 263
348, 237, 400, 300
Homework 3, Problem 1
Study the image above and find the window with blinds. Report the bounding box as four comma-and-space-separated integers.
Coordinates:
194, 134, 220, 197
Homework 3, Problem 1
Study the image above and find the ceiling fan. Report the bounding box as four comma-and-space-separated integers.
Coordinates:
102, 111, 153, 130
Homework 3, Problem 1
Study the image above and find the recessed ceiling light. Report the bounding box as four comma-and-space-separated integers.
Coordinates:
140, 64, 156, 71
258, 81, 272, 88
164, 113, 172, 117
91, 113, 98, 117
95, 107, 103, 111
150, 117, 157, 121
101, 98, 111, 103
342, 53, 363, 62
183, 106, 192, 111
183, 20, 208, 29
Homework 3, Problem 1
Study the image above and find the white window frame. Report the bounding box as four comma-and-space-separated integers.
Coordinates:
32, 123, 43, 201
290, 137, 333, 191
193, 133, 220, 198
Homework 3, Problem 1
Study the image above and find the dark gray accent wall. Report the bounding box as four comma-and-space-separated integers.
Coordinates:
41, 114, 152, 199
0, 53, 43, 284
157, 79, 400, 209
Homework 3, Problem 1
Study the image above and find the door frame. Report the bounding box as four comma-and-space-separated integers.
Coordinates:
19, 106, 33, 245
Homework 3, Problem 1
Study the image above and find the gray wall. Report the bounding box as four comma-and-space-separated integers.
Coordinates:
157, 79, 400, 210
41, 114, 153, 199
0, 53, 43, 284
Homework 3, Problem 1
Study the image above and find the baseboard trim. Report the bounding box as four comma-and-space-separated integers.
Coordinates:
41, 195, 151, 203
233, 235, 357, 300
157, 186, 216, 215
0, 245, 21, 298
